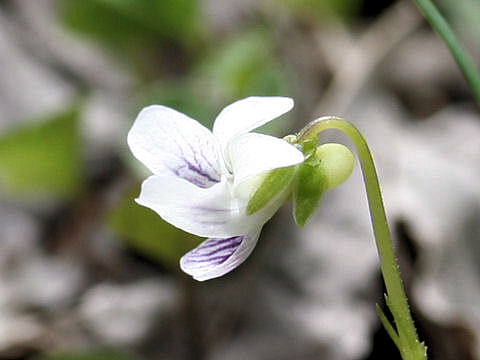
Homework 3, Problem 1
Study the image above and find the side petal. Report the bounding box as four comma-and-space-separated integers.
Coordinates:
128, 105, 221, 188
227, 133, 304, 198
212, 96, 294, 151
136, 175, 268, 238
180, 230, 261, 281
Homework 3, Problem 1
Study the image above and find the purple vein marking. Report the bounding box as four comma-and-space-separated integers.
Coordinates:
183, 255, 230, 264
194, 237, 238, 249
190, 206, 231, 213
187, 243, 242, 258
169, 137, 221, 188
182, 236, 244, 268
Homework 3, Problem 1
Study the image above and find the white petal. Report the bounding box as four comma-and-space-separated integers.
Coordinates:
180, 230, 261, 281
212, 96, 294, 151
228, 133, 304, 197
128, 105, 221, 188
136, 175, 272, 238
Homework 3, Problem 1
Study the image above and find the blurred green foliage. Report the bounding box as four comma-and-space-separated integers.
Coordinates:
199, 28, 290, 100
59, 0, 200, 44
0, 107, 82, 199
37, 349, 137, 360
107, 186, 203, 269
135, 28, 292, 133
58, 0, 203, 75
135, 80, 217, 129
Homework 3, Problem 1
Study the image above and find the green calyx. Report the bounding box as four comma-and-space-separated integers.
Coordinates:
246, 137, 354, 226
293, 143, 354, 227
246, 166, 296, 215
293, 159, 325, 227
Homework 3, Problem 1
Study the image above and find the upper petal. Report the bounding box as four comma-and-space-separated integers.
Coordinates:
212, 96, 294, 152
128, 105, 221, 188
136, 175, 270, 238
180, 230, 261, 281
227, 133, 304, 198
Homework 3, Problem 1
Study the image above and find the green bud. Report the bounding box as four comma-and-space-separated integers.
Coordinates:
293, 143, 354, 227
315, 143, 354, 189
247, 166, 296, 215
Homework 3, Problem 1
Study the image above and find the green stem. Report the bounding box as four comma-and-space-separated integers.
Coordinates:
411, 0, 480, 108
297, 117, 427, 360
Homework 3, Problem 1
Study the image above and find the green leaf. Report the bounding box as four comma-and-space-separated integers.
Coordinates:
107, 185, 203, 268
376, 302, 401, 349
293, 161, 326, 227
0, 107, 82, 199
247, 166, 296, 215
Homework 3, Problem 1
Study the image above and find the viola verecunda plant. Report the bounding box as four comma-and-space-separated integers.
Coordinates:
128, 97, 305, 281
128, 96, 427, 360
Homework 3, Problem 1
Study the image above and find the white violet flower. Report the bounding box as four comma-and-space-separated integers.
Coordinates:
128, 96, 304, 281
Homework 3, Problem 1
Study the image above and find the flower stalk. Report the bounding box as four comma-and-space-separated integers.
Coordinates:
297, 117, 427, 360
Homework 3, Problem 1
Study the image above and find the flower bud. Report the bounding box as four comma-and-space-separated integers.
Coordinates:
315, 143, 354, 190
293, 143, 354, 227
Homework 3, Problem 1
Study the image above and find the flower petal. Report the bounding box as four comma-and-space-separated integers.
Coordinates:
136, 175, 261, 237
128, 105, 221, 188
227, 133, 304, 198
180, 230, 261, 281
212, 96, 294, 151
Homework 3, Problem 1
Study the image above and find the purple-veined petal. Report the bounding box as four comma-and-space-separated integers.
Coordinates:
180, 230, 261, 281
212, 96, 294, 152
136, 175, 254, 237
128, 105, 221, 188
227, 132, 304, 198
136, 174, 289, 238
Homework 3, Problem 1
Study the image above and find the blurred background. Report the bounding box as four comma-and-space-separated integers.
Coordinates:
1, 0, 480, 359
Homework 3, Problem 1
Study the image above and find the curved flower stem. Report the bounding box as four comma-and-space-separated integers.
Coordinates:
411, 0, 480, 108
297, 117, 427, 360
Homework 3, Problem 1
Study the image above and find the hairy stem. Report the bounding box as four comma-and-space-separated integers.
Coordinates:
297, 117, 426, 360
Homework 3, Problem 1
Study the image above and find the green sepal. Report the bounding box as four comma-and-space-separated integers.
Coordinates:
247, 166, 296, 215
293, 143, 354, 227
299, 137, 318, 157
293, 160, 326, 227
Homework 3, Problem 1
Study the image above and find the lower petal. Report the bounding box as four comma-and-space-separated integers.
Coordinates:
180, 230, 261, 281
136, 175, 262, 238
